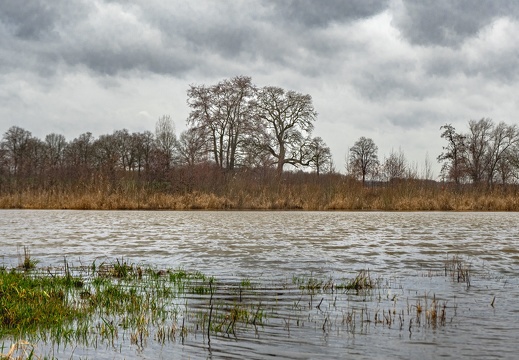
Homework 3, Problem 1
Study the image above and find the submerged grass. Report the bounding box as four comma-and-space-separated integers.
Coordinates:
0, 255, 480, 359
0, 269, 86, 337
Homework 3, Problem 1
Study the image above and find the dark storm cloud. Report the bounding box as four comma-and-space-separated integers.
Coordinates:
0, 0, 63, 40
0, 0, 394, 80
267, 0, 390, 27
0, 0, 200, 77
394, 0, 519, 47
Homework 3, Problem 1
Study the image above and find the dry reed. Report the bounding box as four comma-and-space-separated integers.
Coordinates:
1, 177, 518, 211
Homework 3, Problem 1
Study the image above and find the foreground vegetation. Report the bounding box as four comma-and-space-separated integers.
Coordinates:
0, 254, 475, 359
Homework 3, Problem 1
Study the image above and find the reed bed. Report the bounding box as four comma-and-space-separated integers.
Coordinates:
1, 179, 519, 211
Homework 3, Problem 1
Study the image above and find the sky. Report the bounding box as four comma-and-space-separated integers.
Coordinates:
1, 0, 519, 177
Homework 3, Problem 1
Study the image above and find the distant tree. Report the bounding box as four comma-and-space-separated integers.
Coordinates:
65, 132, 94, 169
25, 137, 47, 178
44, 133, 67, 169
254, 86, 317, 175
422, 152, 434, 181
464, 118, 493, 184
485, 122, 519, 186
308, 137, 332, 175
348, 137, 379, 186
155, 115, 177, 169
508, 141, 519, 183
176, 127, 209, 166
1, 126, 33, 175
496, 148, 516, 185
92, 134, 119, 185
131, 131, 154, 175
113, 129, 135, 171
383, 148, 407, 182
437, 124, 466, 184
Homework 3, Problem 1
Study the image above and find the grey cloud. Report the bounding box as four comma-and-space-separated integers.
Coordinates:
0, 0, 390, 81
0, 0, 87, 40
267, 0, 390, 27
385, 109, 442, 130
351, 59, 440, 102
394, 0, 519, 47
425, 51, 519, 84
0, 0, 199, 78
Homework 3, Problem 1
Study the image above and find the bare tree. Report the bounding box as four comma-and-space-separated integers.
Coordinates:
254, 86, 317, 175
92, 134, 119, 176
308, 137, 332, 175
155, 115, 177, 169
486, 122, 519, 186
187, 76, 255, 170
113, 129, 135, 171
348, 137, 379, 186
422, 152, 434, 181
65, 132, 95, 168
1, 126, 33, 175
465, 118, 492, 184
437, 124, 466, 184
176, 127, 209, 166
132, 131, 154, 175
383, 148, 407, 182
45, 133, 67, 167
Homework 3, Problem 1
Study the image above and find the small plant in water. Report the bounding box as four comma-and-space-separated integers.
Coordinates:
444, 254, 471, 287
17, 246, 38, 271
337, 269, 374, 291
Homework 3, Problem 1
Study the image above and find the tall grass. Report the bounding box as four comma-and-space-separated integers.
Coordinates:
1, 172, 518, 210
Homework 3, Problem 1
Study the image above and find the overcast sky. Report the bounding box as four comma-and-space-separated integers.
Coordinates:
1, 0, 518, 176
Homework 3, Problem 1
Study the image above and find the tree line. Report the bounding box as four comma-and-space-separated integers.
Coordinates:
344, 118, 519, 187
437, 119, 519, 187
1, 76, 518, 198
0, 77, 335, 195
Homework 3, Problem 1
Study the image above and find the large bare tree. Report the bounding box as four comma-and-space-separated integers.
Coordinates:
254, 86, 317, 175
187, 76, 255, 170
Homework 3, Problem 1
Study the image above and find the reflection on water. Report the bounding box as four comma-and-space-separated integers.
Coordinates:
1, 210, 518, 359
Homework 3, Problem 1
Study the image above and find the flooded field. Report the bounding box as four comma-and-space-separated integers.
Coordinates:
1, 210, 518, 359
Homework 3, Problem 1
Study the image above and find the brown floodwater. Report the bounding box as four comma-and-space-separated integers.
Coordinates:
1, 210, 518, 359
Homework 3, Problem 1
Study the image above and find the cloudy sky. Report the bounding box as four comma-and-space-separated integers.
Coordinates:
1, 0, 518, 176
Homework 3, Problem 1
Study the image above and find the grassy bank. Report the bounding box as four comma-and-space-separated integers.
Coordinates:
1, 180, 519, 211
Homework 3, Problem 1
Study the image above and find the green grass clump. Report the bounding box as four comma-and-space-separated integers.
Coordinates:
0, 270, 87, 337
337, 270, 374, 291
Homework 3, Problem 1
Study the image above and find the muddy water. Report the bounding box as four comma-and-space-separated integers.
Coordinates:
1, 210, 518, 359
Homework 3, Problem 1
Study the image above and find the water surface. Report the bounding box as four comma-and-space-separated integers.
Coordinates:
1, 210, 518, 359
